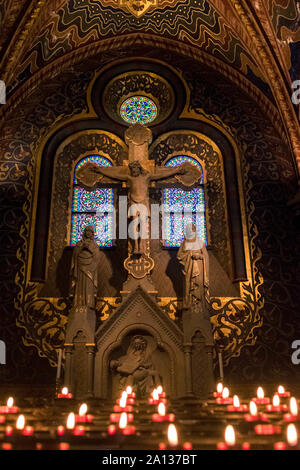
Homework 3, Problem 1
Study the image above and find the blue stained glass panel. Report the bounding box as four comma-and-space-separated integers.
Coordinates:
71, 155, 114, 247
71, 213, 114, 248
163, 156, 206, 247
72, 187, 114, 212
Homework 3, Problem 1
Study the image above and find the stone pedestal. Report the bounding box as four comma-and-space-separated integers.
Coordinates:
63, 306, 96, 399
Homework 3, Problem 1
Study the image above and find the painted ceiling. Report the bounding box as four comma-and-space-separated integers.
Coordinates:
0, 0, 299, 159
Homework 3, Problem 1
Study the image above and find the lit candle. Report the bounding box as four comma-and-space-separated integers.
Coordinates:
57, 387, 73, 399
152, 402, 175, 422
76, 403, 93, 423
66, 412, 85, 436
0, 397, 19, 414
66, 412, 75, 430
252, 387, 270, 405
116, 391, 134, 406
108, 412, 135, 435
126, 386, 136, 399
227, 395, 248, 412
274, 423, 299, 450
217, 425, 250, 450
266, 394, 288, 412
113, 392, 133, 412
16, 414, 25, 431
213, 382, 223, 398
244, 400, 268, 422
167, 424, 179, 448
110, 412, 134, 423
15, 415, 34, 436
216, 387, 233, 405
284, 397, 300, 422
277, 385, 290, 398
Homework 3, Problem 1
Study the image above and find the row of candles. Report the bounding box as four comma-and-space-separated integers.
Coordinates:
106, 385, 191, 450
0, 383, 299, 450
215, 383, 300, 450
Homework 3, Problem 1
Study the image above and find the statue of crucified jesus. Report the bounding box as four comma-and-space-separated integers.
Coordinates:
77, 159, 186, 255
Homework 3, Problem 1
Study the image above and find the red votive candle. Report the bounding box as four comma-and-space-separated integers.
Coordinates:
254, 424, 281, 435
57, 426, 65, 436
244, 401, 268, 422
227, 395, 248, 412
22, 426, 34, 436
59, 443, 70, 450
113, 405, 133, 413
0, 415, 5, 424
0, 398, 19, 414
1, 443, 12, 450
266, 395, 288, 412
73, 425, 85, 436
252, 387, 270, 405
276, 386, 290, 398
110, 413, 134, 423
57, 387, 73, 399
217, 425, 250, 450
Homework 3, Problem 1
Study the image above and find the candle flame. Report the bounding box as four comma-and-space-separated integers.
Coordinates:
126, 386, 132, 395
257, 387, 264, 399
222, 387, 229, 399
272, 394, 280, 407
225, 425, 236, 446
278, 385, 285, 394
216, 383, 223, 394
7, 397, 14, 408
119, 412, 128, 429
79, 403, 88, 416
66, 412, 75, 430
61, 387, 68, 396
157, 385, 163, 395
167, 424, 178, 447
249, 401, 258, 416
233, 395, 240, 407
290, 397, 298, 416
119, 392, 127, 408
287, 423, 298, 447
152, 389, 159, 401
158, 402, 166, 416
16, 415, 25, 430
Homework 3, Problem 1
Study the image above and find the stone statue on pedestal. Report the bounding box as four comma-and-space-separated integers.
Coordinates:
64, 225, 100, 398
110, 335, 160, 397
177, 223, 215, 398
177, 223, 210, 313
70, 225, 100, 309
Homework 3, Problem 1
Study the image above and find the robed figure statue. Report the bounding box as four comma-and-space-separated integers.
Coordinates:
70, 225, 100, 309
177, 223, 210, 313
110, 335, 161, 397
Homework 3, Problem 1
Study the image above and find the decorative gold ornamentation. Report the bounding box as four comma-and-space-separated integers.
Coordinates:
124, 253, 155, 279
119, 0, 158, 17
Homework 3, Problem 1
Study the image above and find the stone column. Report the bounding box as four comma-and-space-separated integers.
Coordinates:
183, 343, 193, 397
86, 344, 96, 397
64, 344, 73, 391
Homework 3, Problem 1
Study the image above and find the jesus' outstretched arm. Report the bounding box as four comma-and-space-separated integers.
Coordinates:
150, 165, 186, 181
91, 165, 129, 181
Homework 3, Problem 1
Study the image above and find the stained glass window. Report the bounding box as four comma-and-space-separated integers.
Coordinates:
163, 156, 207, 247
71, 156, 114, 247
120, 96, 157, 125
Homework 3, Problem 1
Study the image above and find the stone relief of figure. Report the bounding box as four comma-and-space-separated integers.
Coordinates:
177, 223, 210, 313
70, 225, 100, 309
110, 335, 161, 397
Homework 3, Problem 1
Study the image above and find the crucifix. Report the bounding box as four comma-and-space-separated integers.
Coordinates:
76, 124, 202, 281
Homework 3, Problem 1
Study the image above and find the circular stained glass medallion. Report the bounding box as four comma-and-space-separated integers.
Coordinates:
120, 96, 157, 125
